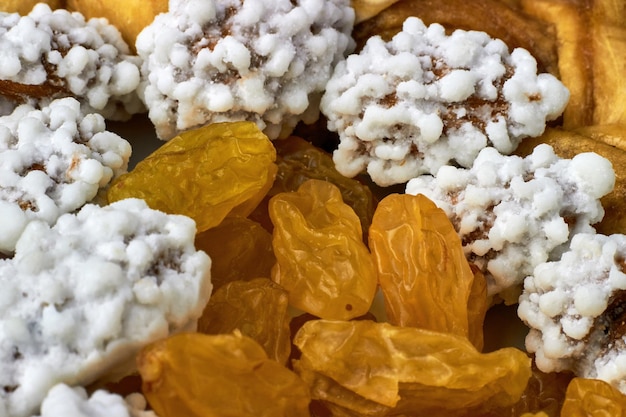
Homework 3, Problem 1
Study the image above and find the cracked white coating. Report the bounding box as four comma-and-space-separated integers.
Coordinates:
0, 97, 131, 254
34, 384, 158, 417
0, 198, 212, 417
321, 16, 570, 186
406, 144, 615, 298
135, 0, 355, 140
0, 4, 144, 120
519, 232, 626, 394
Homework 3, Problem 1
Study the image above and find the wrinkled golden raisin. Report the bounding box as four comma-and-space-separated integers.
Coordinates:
197, 278, 291, 365
369, 193, 484, 348
249, 136, 377, 240
107, 121, 278, 232
481, 363, 573, 417
269, 179, 378, 320
194, 216, 275, 291
293, 319, 532, 416
561, 377, 626, 416
137, 332, 311, 417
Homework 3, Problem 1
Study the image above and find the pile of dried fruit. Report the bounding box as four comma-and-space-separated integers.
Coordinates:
1, 0, 626, 416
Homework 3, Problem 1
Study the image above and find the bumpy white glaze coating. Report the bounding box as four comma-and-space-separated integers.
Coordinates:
136, 0, 355, 140
519, 233, 626, 394
406, 144, 615, 297
0, 199, 212, 417
322, 17, 570, 186
0, 97, 131, 254
0, 4, 144, 120
33, 384, 157, 417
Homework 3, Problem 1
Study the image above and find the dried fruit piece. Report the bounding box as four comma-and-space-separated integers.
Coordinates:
107, 121, 278, 233
251, 136, 377, 239
197, 278, 291, 365
561, 377, 626, 416
293, 319, 532, 416
481, 364, 573, 417
369, 193, 484, 347
137, 332, 311, 417
270, 179, 377, 320
194, 216, 275, 291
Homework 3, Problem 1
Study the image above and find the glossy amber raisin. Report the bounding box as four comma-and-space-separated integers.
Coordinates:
197, 278, 291, 364
561, 377, 626, 416
293, 319, 532, 416
107, 121, 278, 232
269, 179, 378, 320
369, 193, 485, 347
137, 332, 311, 417
249, 136, 377, 240
194, 216, 275, 291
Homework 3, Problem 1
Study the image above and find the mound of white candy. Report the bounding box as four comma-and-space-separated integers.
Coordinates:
0, 97, 131, 254
35, 384, 157, 417
136, 0, 355, 140
406, 144, 614, 298
519, 233, 626, 394
322, 16, 570, 186
0, 198, 212, 417
0, 4, 144, 120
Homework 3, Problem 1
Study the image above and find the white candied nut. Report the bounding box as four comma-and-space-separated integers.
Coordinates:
0, 198, 212, 417
32, 383, 158, 417
405, 144, 615, 297
136, 0, 355, 140
518, 233, 626, 394
0, 97, 131, 254
0, 4, 144, 121
321, 16, 570, 186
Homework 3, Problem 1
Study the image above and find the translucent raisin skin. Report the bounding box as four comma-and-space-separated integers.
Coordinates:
194, 216, 275, 291
137, 332, 311, 417
269, 179, 378, 320
197, 278, 292, 364
561, 377, 626, 416
250, 136, 377, 240
293, 319, 532, 417
369, 193, 486, 348
107, 121, 277, 232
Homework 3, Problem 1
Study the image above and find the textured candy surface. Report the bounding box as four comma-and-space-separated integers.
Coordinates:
0, 198, 212, 417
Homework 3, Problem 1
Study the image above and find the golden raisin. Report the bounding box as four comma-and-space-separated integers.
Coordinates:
194, 216, 275, 291
369, 193, 484, 347
293, 319, 532, 416
561, 377, 626, 416
107, 121, 277, 232
137, 332, 311, 417
249, 136, 377, 240
197, 278, 291, 365
269, 179, 378, 320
